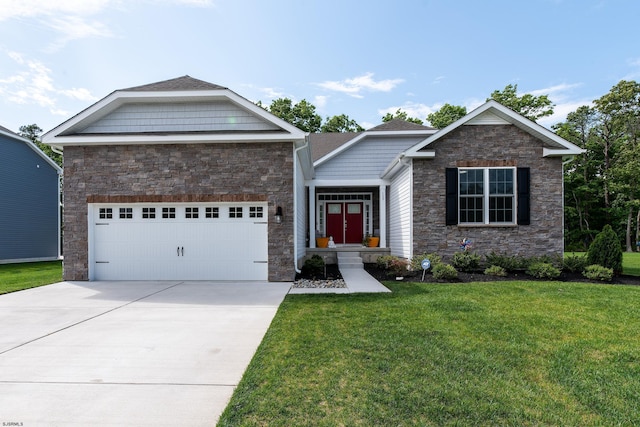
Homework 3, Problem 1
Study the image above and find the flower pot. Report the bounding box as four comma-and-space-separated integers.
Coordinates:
316, 237, 329, 248
367, 237, 380, 247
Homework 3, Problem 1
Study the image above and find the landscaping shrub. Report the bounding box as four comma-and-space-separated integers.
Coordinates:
484, 252, 528, 271
302, 255, 325, 278
376, 255, 409, 277
451, 251, 482, 272
563, 254, 589, 273
587, 224, 623, 274
583, 264, 614, 282
432, 263, 458, 281
526, 262, 561, 280
484, 265, 507, 277
410, 252, 442, 271
528, 254, 564, 269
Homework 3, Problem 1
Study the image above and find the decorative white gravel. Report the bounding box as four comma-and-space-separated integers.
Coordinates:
292, 278, 347, 288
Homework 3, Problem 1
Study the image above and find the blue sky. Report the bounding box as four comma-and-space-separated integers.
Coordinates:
1, 0, 639, 134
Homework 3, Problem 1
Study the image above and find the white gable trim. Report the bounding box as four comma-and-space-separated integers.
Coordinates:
404, 100, 584, 158
43, 88, 307, 148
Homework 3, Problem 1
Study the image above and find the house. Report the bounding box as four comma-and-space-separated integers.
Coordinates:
310, 100, 583, 263
43, 76, 582, 282
0, 125, 62, 263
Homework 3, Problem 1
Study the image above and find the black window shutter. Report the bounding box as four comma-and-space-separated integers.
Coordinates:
517, 167, 530, 225
445, 168, 458, 225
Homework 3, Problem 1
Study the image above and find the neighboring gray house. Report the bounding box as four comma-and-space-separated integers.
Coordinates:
0, 125, 62, 263
44, 76, 582, 282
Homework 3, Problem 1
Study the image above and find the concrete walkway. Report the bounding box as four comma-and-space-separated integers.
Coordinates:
0, 281, 290, 426
289, 251, 391, 294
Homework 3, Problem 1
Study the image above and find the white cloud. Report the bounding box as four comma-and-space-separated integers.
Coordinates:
314, 95, 328, 109
0, 0, 212, 50
0, 0, 112, 20
378, 102, 440, 121
528, 83, 582, 97
317, 73, 404, 98
0, 50, 98, 114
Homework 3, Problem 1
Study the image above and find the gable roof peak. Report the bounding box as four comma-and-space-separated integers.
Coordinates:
120, 75, 228, 92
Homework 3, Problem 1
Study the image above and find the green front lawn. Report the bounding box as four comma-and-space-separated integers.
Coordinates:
219, 281, 640, 426
623, 252, 640, 276
0, 261, 62, 295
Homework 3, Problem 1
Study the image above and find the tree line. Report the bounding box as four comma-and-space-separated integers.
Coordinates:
20, 81, 639, 251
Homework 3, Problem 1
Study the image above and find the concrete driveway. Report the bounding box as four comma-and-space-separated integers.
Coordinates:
0, 280, 291, 426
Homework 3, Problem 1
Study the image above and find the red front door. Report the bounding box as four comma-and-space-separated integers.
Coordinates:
326, 202, 363, 244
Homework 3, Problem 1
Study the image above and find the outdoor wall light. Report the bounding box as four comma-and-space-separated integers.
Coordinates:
275, 206, 283, 224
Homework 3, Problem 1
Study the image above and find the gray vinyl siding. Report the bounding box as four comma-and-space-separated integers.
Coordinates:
389, 164, 412, 259
79, 101, 280, 134
315, 136, 425, 179
0, 136, 60, 261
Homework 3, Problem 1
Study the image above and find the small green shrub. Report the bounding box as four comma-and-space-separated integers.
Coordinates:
484, 265, 507, 277
432, 263, 458, 281
302, 255, 325, 278
583, 264, 614, 282
410, 253, 442, 271
451, 251, 482, 272
526, 262, 561, 280
587, 224, 623, 274
528, 254, 564, 269
376, 255, 409, 276
563, 254, 589, 273
484, 252, 528, 271
376, 255, 397, 270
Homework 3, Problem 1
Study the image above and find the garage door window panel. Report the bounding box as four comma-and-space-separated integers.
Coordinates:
162, 207, 176, 219
205, 207, 219, 218
99, 208, 113, 219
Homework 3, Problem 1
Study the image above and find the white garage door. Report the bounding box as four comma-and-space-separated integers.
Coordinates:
89, 203, 268, 281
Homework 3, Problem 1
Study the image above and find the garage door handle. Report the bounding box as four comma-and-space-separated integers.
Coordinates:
181, 246, 184, 256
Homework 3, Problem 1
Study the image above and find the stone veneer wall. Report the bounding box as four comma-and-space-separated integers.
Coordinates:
412, 124, 564, 260
63, 142, 294, 281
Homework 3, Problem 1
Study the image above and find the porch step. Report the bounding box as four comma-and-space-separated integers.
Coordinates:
337, 252, 363, 269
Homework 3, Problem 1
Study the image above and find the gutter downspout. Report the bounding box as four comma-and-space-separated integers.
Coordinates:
292, 135, 310, 274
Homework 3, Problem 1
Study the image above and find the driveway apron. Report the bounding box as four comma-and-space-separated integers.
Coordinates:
0, 280, 290, 426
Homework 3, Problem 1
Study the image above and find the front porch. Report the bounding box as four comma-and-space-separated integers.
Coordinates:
305, 246, 390, 264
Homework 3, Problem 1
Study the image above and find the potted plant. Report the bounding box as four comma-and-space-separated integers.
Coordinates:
316, 235, 329, 248
363, 233, 379, 247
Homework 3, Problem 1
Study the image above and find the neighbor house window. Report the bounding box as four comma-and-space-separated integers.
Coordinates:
447, 167, 528, 226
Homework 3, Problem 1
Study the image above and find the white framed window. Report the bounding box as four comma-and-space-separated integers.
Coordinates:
459, 168, 515, 224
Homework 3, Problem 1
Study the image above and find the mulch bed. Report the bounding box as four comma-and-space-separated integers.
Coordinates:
363, 264, 640, 286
